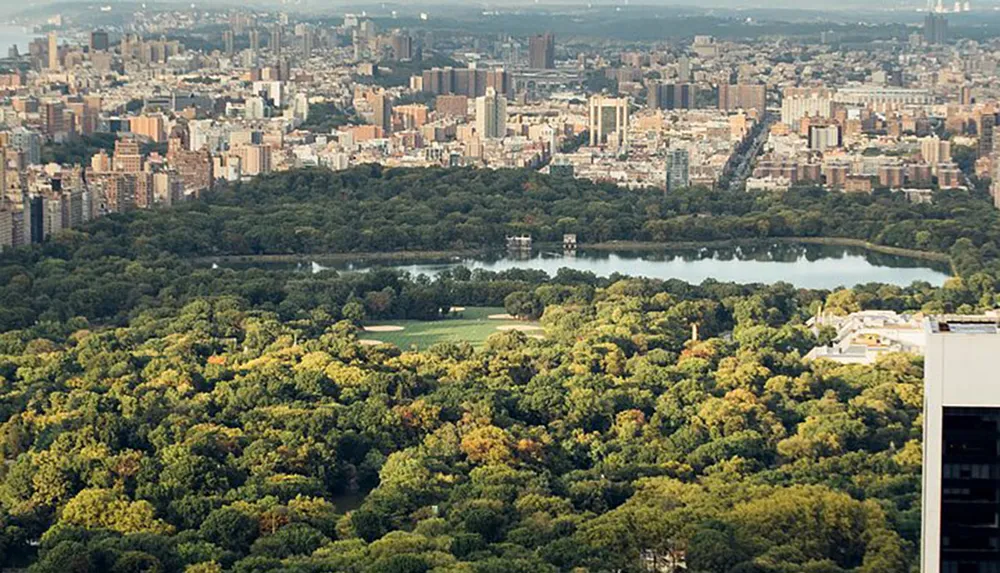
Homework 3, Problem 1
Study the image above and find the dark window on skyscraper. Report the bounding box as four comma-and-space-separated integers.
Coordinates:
941, 407, 1000, 573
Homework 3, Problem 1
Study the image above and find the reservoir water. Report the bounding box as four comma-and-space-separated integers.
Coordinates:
212, 243, 952, 290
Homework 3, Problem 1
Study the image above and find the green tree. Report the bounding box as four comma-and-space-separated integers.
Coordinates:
199, 508, 259, 553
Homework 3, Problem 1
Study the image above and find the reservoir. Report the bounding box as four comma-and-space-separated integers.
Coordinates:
212, 242, 952, 290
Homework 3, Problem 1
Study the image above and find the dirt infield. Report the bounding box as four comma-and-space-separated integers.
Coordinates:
363, 325, 405, 333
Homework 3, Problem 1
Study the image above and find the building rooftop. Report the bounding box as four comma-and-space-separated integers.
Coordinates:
927, 315, 1000, 335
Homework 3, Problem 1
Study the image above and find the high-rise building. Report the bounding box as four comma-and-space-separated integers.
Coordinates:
29, 195, 45, 243
47, 31, 59, 70
475, 87, 507, 140
9, 127, 41, 165
360, 20, 377, 38
223, 30, 235, 55
877, 165, 905, 189
249, 28, 260, 53
781, 89, 834, 129
354, 20, 377, 60
528, 33, 555, 69
922, 315, 1000, 573
389, 32, 413, 61
41, 100, 66, 139
719, 84, 766, 112
420, 67, 510, 99
394, 104, 429, 130
43, 191, 64, 237
245, 97, 266, 120
924, 13, 949, 45
270, 24, 282, 55
938, 163, 963, 189
95, 173, 139, 213
130, 115, 167, 143
648, 83, 696, 110
152, 171, 184, 207
808, 125, 841, 151
300, 30, 313, 58
237, 144, 272, 176
588, 96, 630, 148
167, 138, 213, 196
0, 207, 12, 252
25, 195, 43, 244
677, 56, 691, 82
253, 80, 284, 107
113, 139, 143, 173
666, 148, 690, 192
921, 136, 952, 173
90, 30, 109, 52
980, 113, 997, 158
372, 91, 393, 136
292, 93, 309, 122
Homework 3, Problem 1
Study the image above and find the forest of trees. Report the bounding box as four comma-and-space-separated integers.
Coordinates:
0, 165, 998, 572
119, 165, 1000, 272
0, 277, 924, 573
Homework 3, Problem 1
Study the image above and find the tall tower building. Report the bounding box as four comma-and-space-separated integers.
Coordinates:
237, 144, 272, 176
299, 28, 313, 58
923, 316, 1000, 573
475, 87, 507, 140
921, 136, 952, 173
980, 113, 996, 158
26, 195, 43, 244
41, 100, 65, 138
528, 33, 556, 69
924, 13, 949, 45
666, 148, 690, 192
249, 28, 260, 53
648, 83, 696, 111
223, 30, 234, 55
372, 91, 393, 136
588, 95, 630, 148
112, 139, 143, 173
270, 24, 282, 55
90, 30, 109, 52
677, 55, 691, 82
389, 32, 413, 61
47, 31, 59, 70
718, 84, 766, 112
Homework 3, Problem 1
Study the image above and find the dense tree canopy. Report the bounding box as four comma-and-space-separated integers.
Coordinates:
0, 280, 924, 572
0, 165, 990, 571
30, 165, 1000, 261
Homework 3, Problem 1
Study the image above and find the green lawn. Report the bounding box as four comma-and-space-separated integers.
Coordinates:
360, 307, 542, 349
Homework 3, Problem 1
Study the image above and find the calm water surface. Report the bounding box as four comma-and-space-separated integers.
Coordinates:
214, 243, 952, 290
